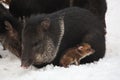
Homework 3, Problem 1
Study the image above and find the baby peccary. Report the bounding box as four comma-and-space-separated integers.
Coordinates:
60, 43, 95, 67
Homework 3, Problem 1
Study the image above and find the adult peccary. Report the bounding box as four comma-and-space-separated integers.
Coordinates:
21, 7, 106, 68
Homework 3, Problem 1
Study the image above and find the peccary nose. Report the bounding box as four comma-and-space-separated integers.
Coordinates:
21, 60, 33, 69
21, 65, 29, 69
21, 63, 29, 69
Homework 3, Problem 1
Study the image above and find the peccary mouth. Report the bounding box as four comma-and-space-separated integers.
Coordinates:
21, 59, 33, 69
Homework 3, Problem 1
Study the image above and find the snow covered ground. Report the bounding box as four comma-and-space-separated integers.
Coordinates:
0, 0, 120, 80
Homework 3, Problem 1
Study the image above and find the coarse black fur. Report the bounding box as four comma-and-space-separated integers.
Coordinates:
9, 0, 107, 21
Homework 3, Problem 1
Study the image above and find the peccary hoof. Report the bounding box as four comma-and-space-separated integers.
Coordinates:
0, 55, 2, 58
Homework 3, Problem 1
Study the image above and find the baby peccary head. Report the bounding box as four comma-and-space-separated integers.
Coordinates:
60, 43, 95, 67
77, 43, 95, 59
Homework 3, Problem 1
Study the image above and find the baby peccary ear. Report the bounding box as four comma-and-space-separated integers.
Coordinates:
78, 46, 83, 50
41, 18, 51, 30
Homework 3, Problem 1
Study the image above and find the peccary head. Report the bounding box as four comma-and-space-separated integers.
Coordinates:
0, 14, 22, 57
21, 17, 53, 68
21, 15, 64, 68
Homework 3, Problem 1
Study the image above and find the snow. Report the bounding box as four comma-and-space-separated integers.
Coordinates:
0, 0, 120, 80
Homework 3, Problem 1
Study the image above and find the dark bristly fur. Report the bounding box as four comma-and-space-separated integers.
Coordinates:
9, 0, 107, 27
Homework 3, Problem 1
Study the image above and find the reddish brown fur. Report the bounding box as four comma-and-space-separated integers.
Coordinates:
60, 43, 95, 67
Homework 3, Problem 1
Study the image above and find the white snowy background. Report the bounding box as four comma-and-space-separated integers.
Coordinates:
0, 0, 120, 80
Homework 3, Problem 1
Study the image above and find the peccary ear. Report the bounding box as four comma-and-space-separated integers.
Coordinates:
4, 21, 13, 31
41, 18, 50, 30
4, 21, 16, 37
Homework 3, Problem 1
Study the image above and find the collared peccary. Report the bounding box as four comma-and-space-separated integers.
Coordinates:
9, 0, 107, 23
0, 13, 23, 57
21, 7, 106, 68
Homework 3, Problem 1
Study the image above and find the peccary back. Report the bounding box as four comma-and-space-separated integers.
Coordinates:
9, 0, 107, 21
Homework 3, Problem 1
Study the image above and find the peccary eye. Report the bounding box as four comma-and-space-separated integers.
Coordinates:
33, 40, 41, 46
34, 42, 38, 46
